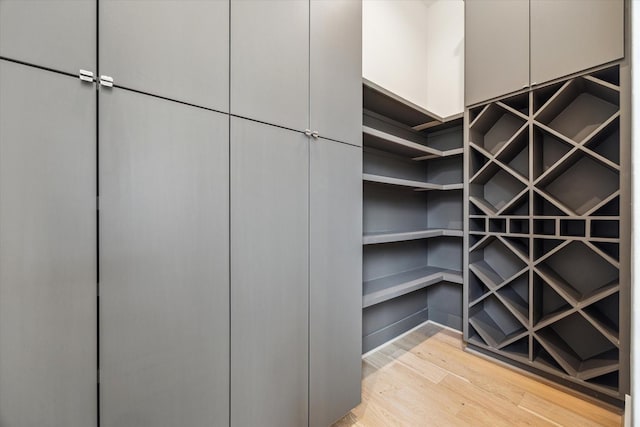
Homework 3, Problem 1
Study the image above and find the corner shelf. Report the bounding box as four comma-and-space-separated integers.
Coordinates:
363, 228, 463, 245
363, 173, 462, 191
362, 81, 465, 351
464, 65, 626, 401
363, 266, 462, 308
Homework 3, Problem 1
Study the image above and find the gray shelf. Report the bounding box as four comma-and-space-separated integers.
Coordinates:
363, 229, 463, 245
363, 266, 462, 308
363, 125, 442, 158
363, 173, 462, 191
362, 83, 465, 350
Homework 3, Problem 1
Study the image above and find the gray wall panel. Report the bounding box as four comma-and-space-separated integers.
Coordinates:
100, 0, 229, 111
310, 139, 362, 427
0, 0, 96, 74
0, 60, 97, 427
230, 0, 309, 131
231, 118, 309, 427
465, 0, 529, 106
99, 88, 229, 427
310, 0, 362, 145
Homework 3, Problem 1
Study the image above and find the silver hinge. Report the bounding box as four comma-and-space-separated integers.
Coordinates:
79, 69, 95, 83
311, 131, 319, 139
304, 129, 313, 137
99, 75, 114, 88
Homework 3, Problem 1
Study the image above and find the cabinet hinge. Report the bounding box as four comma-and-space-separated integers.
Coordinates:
99, 75, 114, 88
79, 69, 95, 83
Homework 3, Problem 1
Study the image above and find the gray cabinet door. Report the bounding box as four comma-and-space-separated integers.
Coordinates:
99, 0, 229, 111
310, 0, 362, 146
465, 0, 529, 106
0, 60, 97, 427
530, 0, 624, 85
231, 117, 309, 427
99, 88, 229, 427
0, 0, 96, 75
309, 139, 362, 427
230, 0, 309, 131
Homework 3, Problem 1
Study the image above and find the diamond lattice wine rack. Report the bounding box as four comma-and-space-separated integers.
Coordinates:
464, 65, 629, 403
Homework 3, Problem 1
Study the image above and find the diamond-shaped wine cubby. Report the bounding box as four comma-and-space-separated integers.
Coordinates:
534, 75, 619, 144
535, 151, 619, 216
534, 241, 618, 306
469, 295, 527, 349
469, 163, 527, 216
469, 236, 527, 291
534, 313, 619, 384
465, 65, 627, 402
469, 103, 527, 156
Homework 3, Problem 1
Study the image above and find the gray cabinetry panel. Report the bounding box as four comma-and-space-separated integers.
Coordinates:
0, 60, 97, 427
530, 0, 624, 85
99, 88, 229, 427
310, 139, 362, 427
310, 0, 362, 145
231, 0, 309, 131
100, 0, 229, 111
231, 117, 309, 427
0, 0, 96, 74
465, 0, 529, 106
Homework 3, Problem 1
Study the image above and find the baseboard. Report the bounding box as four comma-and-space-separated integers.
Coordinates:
362, 319, 461, 358
362, 308, 429, 353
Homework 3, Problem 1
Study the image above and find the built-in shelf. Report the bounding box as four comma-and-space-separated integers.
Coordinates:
465, 65, 626, 401
363, 229, 463, 245
363, 173, 463, 191
363, 266, 462, 308
363, 82, 465, 351
363, 126, 441, 158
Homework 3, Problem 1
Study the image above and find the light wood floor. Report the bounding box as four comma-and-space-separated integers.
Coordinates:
334, 323, 623, 427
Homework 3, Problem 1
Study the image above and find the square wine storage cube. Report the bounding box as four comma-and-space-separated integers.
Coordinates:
464, 65, 629, 404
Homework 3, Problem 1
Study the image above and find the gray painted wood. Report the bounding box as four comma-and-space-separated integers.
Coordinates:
465, 0, 529, 106
231, 0, 309, 131
530, 0, 624, 86
0, 60, 97, 427
99, 0, 229, 111
99, 88, 229, 427
0, 0, 95, 74
309, 139, 362, 427
230, 117, 309, 427
310, 0, 362, 145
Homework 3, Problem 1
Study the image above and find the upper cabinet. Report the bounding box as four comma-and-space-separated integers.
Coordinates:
231, 0, 361, 145
99, 0, 229, 112
231, 0, 310, 132
310, 0, 362, 146
465, 0, 529, 108
465, 0, 625, 106
0, 0, 96, 75
530, 0, 624, 86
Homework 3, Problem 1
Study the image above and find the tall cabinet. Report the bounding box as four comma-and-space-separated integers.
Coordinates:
230, 1, 362, 426
0, 1, 362, 426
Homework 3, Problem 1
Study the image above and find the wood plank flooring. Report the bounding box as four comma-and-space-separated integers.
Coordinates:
333, 323, 623, 427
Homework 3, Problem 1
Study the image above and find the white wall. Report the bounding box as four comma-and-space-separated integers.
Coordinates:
363, 0, 431, 109
362, 0, 464, 118
424, 0, 464, 118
